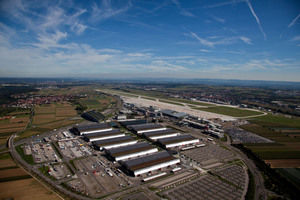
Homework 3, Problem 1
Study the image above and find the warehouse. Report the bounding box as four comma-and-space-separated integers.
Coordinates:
73, 123, 112, 135
143, 129, 180, 141
92, 135, 137, 150
157, 134, 200, 149
120, 151, 180, 176
106, 142, 158, 161
160, 109, 189, 119
119, 119, 148, 128
83, 129, 125, 142
130, 123, 166, 135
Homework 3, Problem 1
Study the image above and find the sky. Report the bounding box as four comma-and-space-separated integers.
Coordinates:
0, 0, 300, 82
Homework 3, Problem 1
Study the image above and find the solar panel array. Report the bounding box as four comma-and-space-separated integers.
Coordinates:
107, 142, 151, 155
123, 151, 172, 168
143, 129, 178, 137
158, 134, 195, 143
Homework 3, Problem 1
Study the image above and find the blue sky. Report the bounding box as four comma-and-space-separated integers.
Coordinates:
0, 0, 299, 81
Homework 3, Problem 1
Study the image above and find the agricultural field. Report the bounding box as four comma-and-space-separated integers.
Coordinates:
17, 102, 81, 140
195, 106, 263, 117
0, 114, 30, 145
0, 152, 58, 200
276, 168, 300, 189
0, 178, 61, 200
241, 114, 300, 168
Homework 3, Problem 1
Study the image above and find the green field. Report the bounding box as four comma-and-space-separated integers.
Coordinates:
15, 145, 34, 165
250, 114, 300, 128
79, 94, 116, 111
194, 106, 263, 117
141, 97, 156, 101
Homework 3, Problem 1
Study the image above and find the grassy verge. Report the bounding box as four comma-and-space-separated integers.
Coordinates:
15, 145, 34, 165
194, 106, 262, 117
159, 100, 184, 106
0, 152, 12, 160
39, 165, 55, 180
245, 169, 255, 200
51, 142, 62, 159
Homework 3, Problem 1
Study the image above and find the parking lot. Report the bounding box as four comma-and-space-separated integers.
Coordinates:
74, 157, 127, 197
58, 139, 92, 159
50, 163, 72, 179
180, 143, 236, 168
212, 164, 247, 189
160, 174, 244, 200
27, 143, 60, 163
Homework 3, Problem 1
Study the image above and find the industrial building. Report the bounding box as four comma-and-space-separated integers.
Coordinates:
92, 135, 137, 150
73, 123, 112, 135
83, 129, 125, 142
157, 134, 200, 149
120, 151, 180, 176
160, 109, 189, 119
129, 123, 166, 135
106, 142, 158, 161
81, 110, 105, 122
143, 129, 180, 141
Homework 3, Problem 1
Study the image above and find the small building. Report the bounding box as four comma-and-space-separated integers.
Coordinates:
160, 109, 189, 119
158, 134, 200, 149
129, 123, 166, 135
92, 135, 137, 150
106, 142, 158, 161
120, 151, 180, 176
83, 129, 125, 142
143, 129, 180, 141
73, 123, 112, 135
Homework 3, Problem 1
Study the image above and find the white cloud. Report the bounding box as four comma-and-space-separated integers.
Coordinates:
91, 0, 132, 22
288, 14, 300, 28
186, 32, 252, 47
210, 15, 225, 23
245, 0, 267, 40
171, 0, 194, 17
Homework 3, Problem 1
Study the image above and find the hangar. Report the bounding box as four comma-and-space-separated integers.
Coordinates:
92, 135, 137, 150
120, 151, 180, 176
83, 129, 125, 142
106, 142, 158, 161
119, 119, 148, 128
130, 123, 166, 135
142, 129, 180, 141
157, 134, 200, 148
73, 123, 112, 135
